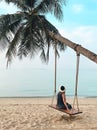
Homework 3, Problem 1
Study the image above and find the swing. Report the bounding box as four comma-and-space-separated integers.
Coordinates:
49, 44, 82, 116
49, 105, 82, 115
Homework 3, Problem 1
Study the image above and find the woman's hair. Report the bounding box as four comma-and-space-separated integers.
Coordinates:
59, 86, 65, 92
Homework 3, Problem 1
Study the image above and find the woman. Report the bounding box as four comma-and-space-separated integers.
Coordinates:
57, 86, 72, 111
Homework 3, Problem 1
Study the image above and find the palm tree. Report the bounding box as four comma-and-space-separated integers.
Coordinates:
0, 0, 97, 65
0, 0, 67, 66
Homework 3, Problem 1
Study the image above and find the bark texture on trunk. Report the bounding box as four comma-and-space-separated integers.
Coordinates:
49, 31, 97, 64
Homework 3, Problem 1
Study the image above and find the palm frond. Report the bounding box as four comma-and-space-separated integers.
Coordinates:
40, 48, 47, 63
53, 1, 63, 20
0, 12, 24, 39
36, 0, 66, 20
6, 25, 24, 64
24, 0, 37, 8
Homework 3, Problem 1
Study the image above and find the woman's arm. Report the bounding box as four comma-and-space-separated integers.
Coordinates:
62, 93, 69, 110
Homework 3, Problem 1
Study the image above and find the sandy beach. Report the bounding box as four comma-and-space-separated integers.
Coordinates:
0, 97, 97, 130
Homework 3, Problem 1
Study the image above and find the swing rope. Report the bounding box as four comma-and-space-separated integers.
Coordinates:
51, 43, 57, 105
73, 52, 80, 111
50, 49, 82, 115
51, 44, 81, 112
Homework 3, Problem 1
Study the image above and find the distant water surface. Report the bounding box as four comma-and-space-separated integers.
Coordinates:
0, 68, 97, 97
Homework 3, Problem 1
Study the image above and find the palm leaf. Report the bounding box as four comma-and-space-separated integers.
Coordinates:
0, 0, 67, 65
35, 0, 66, 20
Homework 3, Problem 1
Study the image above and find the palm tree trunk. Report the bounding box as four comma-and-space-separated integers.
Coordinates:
49, 31, 97, 64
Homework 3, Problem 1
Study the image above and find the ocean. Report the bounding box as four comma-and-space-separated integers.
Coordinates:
0, 68, 97, 98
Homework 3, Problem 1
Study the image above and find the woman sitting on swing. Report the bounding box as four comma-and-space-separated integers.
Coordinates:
57, 86, 72, 112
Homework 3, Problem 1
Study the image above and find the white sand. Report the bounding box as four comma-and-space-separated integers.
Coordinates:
0, 97, 97, 130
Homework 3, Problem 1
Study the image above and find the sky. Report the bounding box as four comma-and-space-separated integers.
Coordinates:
0, 0, 97, 96
0, 0, 97, 70
46, 0, 97, 70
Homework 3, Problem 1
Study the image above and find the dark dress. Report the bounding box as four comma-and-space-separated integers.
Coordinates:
57, 92, 72, 109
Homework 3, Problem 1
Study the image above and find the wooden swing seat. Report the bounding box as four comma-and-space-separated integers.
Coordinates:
49, 105, 82, 115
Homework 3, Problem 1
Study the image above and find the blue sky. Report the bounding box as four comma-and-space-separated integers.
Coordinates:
0, 0, 97, 69
46, 0, 97, 50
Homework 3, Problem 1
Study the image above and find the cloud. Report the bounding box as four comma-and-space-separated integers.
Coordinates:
59, 25, 97, 53
0, 1, 18, 14
72, 4, 84, 14
58, 25, 97, 69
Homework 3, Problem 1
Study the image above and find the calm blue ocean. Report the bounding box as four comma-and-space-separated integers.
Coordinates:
0, 68, 97, 98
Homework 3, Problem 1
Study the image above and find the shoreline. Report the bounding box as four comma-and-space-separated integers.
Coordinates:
0, 95, 97, 98
0, 97, 97, 105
